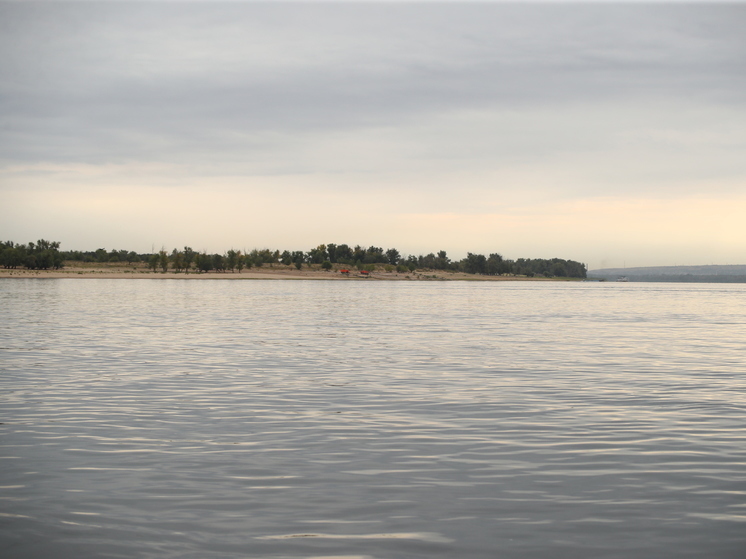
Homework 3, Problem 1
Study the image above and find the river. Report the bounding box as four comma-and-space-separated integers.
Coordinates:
1, 279, 744, 558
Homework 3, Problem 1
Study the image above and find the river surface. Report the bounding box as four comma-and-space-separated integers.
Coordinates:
1, 279, 745, 558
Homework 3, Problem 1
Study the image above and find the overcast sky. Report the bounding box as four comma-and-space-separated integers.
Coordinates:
2, 1, 745, 268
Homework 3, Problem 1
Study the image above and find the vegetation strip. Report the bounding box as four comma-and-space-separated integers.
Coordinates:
1, 240, 587, 279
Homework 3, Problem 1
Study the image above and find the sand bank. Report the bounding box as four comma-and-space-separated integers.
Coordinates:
0, 264, 571, 281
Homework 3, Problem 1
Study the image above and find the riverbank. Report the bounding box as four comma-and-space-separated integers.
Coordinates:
0, 263, 573, 281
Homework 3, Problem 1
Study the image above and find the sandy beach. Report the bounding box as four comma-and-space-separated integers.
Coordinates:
0, 263, 568, 281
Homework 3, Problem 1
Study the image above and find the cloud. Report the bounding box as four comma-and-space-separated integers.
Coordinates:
2, 3, 745, 165
1, 2, 745, 267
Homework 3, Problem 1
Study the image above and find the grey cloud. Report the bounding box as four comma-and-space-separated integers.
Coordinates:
1, 3, 745, 176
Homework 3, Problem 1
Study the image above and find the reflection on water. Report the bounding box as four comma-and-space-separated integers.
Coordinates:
1, 279, 745, 558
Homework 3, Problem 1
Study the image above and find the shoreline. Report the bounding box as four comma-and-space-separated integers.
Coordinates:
0, 265, 575, 281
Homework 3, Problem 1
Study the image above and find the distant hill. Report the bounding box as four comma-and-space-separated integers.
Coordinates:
588, 265, 746, 283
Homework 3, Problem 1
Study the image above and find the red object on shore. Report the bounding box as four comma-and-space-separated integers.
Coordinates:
340, 269, 350, 274
360, 270, 369, 275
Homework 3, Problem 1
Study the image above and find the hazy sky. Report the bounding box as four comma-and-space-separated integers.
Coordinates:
2, 1, 745, 268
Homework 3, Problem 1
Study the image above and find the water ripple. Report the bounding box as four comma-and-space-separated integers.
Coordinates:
1, 280, 745, 557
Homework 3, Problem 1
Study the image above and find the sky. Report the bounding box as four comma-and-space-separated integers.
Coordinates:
1, 1, 745, 269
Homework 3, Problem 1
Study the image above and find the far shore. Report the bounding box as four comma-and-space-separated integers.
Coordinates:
0, 263, 578, 281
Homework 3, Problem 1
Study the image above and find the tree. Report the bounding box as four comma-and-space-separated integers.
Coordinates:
236, 251, 245, 273
148, 254, 159, 272
434, 250, 450, 270
462, 253, 487, 274
183, 247, 196, 273
386, 248, 400, 265
326, 243, 338, 263
364, 246, 385, 264
171, 249, 184, 273
196, 252, 213, 273
321, 260, 332, 271
0, 242, 21, 269
551, 261, 568, 278
335, 244, 353, 262
226, 249, 238, 272
353, 245, 366, 262
213, 253, 225, 272
420, 253, 436, 269
309, 245, 328, 264
158, 249, 169, 273
52, 250, 64, 269
249, 249, 262, 267
291, 251, 305, 269
249, 248, 277, 266
485, 253, 503, 276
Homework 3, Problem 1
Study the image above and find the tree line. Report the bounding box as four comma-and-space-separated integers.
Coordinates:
0, 240, 64, 270
1, 240, 587, 278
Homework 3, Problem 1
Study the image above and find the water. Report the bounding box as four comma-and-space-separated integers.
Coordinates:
1, 279, 745, 558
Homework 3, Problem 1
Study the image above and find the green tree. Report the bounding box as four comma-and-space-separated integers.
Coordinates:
385, 248, 400, 265
335, 244, 353, 262
365, 246, 386, 264
551, 262, 568, 278
308, 244, 328, 264
226, 249, 238, 272
353, 245, 366, 262
434, 250, 450, 270
420, 253, 436, 269
321, 260, 332, 271
158, 249, 169, 273
485, 253, 503, 276
196, 252, 213, 273
462, 253, 487, 274
291, 251, 305, 269
326, 243, 338, 263
183, 247, 195, 274
171, 249, 185, 273
148, 254, 159, 272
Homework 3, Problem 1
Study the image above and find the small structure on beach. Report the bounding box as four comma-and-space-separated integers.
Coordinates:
340, 269, 350, 275
360, 270, 370, 276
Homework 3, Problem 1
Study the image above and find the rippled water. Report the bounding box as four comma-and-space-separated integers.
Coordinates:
1, 279, 745, 558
